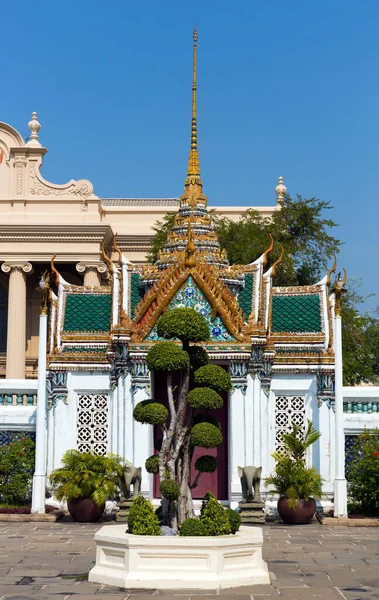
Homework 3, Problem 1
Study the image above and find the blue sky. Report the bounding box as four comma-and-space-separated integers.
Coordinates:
2, 0, 379, 311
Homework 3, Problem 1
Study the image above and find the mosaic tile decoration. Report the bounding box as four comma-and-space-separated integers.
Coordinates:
145, 276, 235, 342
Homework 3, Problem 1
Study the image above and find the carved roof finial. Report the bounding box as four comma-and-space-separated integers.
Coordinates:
275, 176, 287, 203
186, 27, 201, 184
26, 111, 41, 147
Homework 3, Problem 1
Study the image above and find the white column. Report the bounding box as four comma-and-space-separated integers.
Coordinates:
334, 313, 347, 517
31, 312, 48, 513
76, 262, 107, 287
124, 373, 134, 462
1, 262, 32, 379
133, 386, 153, 497
229, 385, 246, 505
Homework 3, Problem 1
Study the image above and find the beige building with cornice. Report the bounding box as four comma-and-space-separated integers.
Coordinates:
0, 113, 282, 379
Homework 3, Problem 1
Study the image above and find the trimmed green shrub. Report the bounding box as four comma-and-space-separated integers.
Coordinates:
0, 435, 35, 506
194, 455, 218, 473
145, 455, 160, 475
200, 490, 214, 516
225, 508, 241, 534
188, 387, 223, 410
194, 364, 232, 392
157, 308, 209, 342
347, 429, 379, 516
191, 422, 223, 448
201, 496, 231, 536
188, 346, 209, 371
159, 479, 180, 500
133, 400, 168, 426
146, 341, 189, 372
127, 496, 160, 535
179, 518, 207, 536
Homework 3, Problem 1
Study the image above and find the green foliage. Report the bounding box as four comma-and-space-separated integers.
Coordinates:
341, 283, 379, 385
179, 517, 207, 536
194, 455, 218, 473
188, 346, 209, 371
150, 196, 341, 286
147, 212, 176, 263
266, 421, 323, 510
194, 364, 232, 392
0, 436, 35, 506
146, 341, 189, 372
347, 429, 379, 516
133, 399, 169, 426
187, 387, 223, 410
49, 450, 123, 507
190, 422, 223, 448
145, 455, 160, 475
127, 496, 161, 536
159, 478, 180, 500
200, 490, 214, 516
157, 308, 209, 344
225, 508, 241, 534
200, 495, 231, 536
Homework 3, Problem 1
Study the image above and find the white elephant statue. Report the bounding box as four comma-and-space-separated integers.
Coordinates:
238, 465, 262, 503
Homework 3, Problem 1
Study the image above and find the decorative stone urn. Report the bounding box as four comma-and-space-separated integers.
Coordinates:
88, 524, 270, 590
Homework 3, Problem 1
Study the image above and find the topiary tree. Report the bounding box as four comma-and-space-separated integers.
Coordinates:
132, 307, 232, 528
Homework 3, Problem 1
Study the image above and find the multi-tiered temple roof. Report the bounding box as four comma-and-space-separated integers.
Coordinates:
48, 30, 335, 377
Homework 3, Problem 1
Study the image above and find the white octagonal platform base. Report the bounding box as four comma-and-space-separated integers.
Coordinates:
88, 524, 270, 590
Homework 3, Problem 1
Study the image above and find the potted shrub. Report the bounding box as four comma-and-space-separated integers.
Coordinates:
49, 450, 123, 522
266, 420, 323, 524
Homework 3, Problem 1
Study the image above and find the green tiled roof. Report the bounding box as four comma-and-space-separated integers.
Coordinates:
239, 273, 254, 319
130, 273, 144, 317
63, 294, 111, 332
272, 294, 322, 333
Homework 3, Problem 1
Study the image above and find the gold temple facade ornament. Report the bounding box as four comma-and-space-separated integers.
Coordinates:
334, 268, 347, 317
271, 245, 284, 279
326, 254, 337, 287
37, 270, 52, 315
50, 253, 61, 286
262, 234, 274, 267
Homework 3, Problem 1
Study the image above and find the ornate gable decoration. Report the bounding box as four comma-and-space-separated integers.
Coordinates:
131, 256, 245, 342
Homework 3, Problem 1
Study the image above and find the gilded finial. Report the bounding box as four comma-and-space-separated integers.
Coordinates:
50, 254, 60, 285
262, 234, 274, 267
37, 270, 52, 315
186, 26, 200, 180
334, 268, 347, 316
326, 254, 337, 287
113, 233, 123, 264
102, 242, 114, 273
271, 246, 284, 278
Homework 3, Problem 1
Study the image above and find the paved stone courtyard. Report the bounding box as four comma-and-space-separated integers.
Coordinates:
0, 520, 378, 600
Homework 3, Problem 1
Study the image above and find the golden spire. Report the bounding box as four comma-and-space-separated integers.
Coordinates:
186, 26, 201, 182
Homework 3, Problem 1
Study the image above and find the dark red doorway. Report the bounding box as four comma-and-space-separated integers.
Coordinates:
153, 370, 228, 500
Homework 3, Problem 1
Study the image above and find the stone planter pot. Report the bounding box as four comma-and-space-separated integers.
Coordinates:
67, 498, 105, 522
88, 524, 270, 590
277, 497, 316, 525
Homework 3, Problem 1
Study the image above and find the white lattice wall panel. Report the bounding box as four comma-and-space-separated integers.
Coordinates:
77, 394, 108, 455
275, 395, 306, 453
